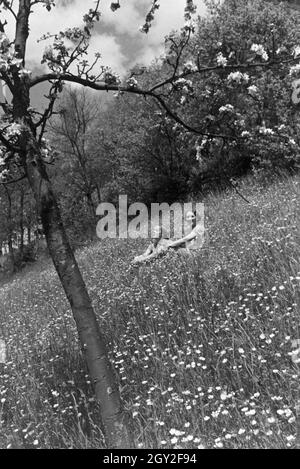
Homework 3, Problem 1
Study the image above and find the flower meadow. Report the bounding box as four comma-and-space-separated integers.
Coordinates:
0, 174, 299, 449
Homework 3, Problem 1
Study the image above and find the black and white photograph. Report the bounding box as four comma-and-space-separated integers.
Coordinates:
0, 0, 299, 453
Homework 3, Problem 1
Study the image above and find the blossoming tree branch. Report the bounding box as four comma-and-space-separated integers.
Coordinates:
0, 0, 299, 448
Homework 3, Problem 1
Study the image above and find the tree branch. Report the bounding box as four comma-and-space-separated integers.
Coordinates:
149, 56, 300, 93
0, 0, 17, 20
149, 91, 231, 140
1, 172, 27, 185
0, 131, 19, 153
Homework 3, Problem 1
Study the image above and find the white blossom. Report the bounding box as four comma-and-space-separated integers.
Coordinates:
259, 127, 275, 135
289, 64, 300, 76
248, 85, 259, 96
183, 61, 197, 72
175, 78, 192, 87
10, 57, 23, 68
103, 70, 121, 85
216, 52, 228, 67
182, 20, 196, 33
219, 104, 234, 113
227, 71, 249, 85
0, 168, 9, 181
195, 146, 202, 161
251, 43, 268, 61
0, 59, 8, 72
18, 69, 32, 78
126, 77, 138, 88
294, 46, 300, 58
6, 123, 22, 138
0, 33, 10, 51
174, 78, 193, 94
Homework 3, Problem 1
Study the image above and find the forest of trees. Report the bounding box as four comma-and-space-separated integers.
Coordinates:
1, 0, 300, 267
32, 1, 300, 242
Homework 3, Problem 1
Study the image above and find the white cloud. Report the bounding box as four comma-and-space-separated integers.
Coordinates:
3, 0, 205, 72
3, 0, 127, 74
100, 0, 145, 36
1, 0, 207, 93
100, 0, 206, 68
132, 0, 206, 67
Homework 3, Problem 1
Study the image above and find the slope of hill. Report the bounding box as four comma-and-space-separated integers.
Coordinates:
0, 174, 299, 449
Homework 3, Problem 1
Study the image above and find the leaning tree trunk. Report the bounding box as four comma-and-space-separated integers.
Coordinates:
25, 137, 133, 449
11, 0, 132, 447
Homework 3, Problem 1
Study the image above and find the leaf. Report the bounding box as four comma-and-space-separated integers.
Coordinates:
110, 2, 120, 12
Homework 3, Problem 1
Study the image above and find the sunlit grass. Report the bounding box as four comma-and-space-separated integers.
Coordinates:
0, 174, 299, 449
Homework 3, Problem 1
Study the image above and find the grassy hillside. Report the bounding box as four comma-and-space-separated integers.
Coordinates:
0, 174, 299, 449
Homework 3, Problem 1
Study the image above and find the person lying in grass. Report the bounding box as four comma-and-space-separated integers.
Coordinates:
132, 226, 171, 265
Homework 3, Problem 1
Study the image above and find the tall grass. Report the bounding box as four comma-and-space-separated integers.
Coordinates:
0, 174, 299, 449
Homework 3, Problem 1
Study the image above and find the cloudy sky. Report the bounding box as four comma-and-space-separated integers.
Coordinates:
1, 0, 206, 106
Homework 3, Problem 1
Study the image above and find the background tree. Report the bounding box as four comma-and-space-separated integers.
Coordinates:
49, 87, 106, 241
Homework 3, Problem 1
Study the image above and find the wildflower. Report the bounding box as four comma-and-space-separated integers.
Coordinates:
214, 438, 223, 448
170, 429, 185, 436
